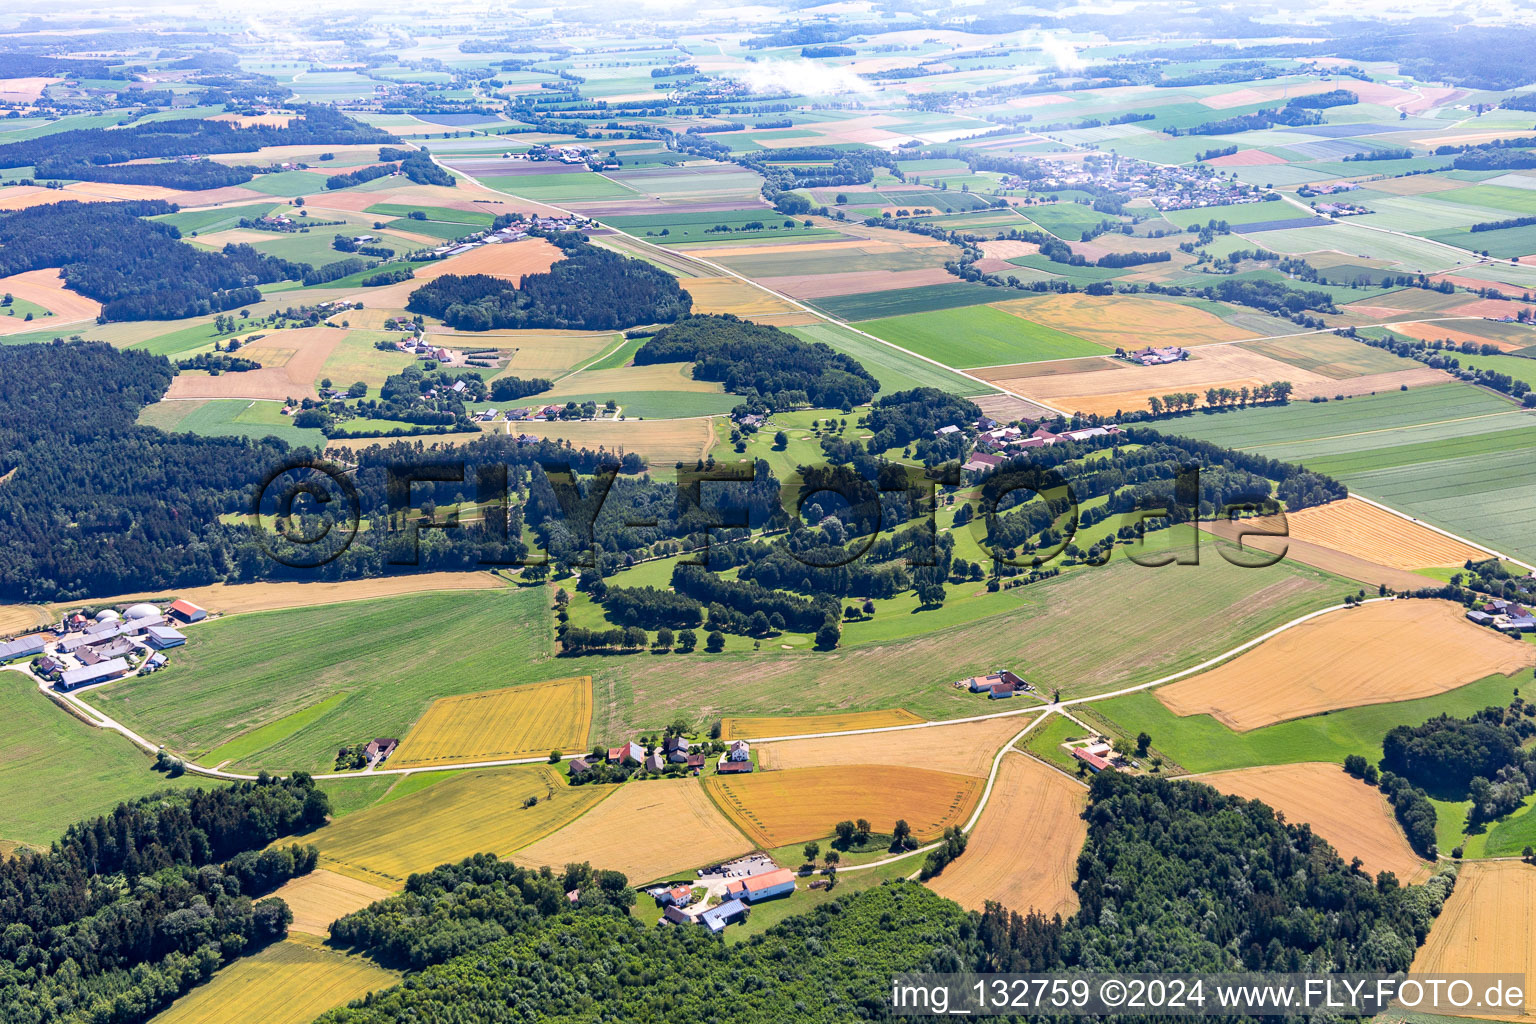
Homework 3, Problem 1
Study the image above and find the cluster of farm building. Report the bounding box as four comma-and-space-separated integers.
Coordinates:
0, 600, 208, 690
1466, 596, 1536, 633
643, 853, 799, 934
568, 735, 755, 779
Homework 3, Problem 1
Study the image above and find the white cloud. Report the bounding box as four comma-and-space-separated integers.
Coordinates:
727, 58, 873, 96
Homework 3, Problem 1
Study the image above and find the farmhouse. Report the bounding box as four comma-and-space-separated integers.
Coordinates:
701, 898, 748, 934
569, 756, 592, 776
725, 867, 797, 903
168, 599, 207, 623
962, 452, 1006, 473
717, 758, 754, 774
989, 681, 1015, 699
962, 669, 1031, 694
645, 751, 665, 772
1072, 748, 1112, 773
365, 738, 398, 763
686, 752, 706, 772
608, 740, 644, 764
933, 424, 962, 437
664, 735, 692, 763
80, 636, 136, 663
727, 740, 751, 762
657, 885, 693, 907
145, 625, 187, 649
58, 657, 131, 691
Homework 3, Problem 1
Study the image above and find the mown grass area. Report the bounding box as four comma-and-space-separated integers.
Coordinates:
0, 672, 194, 847
150, 202, 282, 235
859, 303, 1107, 368
1089, 668, 1531, 775
137, 398, 317, 445
479, 170, 636, 202
92, 588, 556, 774
1021, 712, 1092, 774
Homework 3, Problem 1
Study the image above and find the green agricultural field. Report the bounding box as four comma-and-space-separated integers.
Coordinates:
244, 170, 333, 197
1006, 254, 1129, 284
1299, 425, 1536, 477
860, 303, 1107, 368
810, 282, 1008, 321
384, 217, 479, 241
315, 330, 416, 390
1161, 200, 1299, 229
136, 399, 317, 444
786, 322, 991, 396
1153, 383, 1518, 453
1426, 223, 1536, 259
0, 673, 194, 847
602, 208, 835, 245
1090, 669, 1530, 775
581, 334, 643, 371
1019, 203, 1118, 241
151, 203, 283, 235
91, 588, 555, 773
364, 204, 495, 226
479, 170, 637, 202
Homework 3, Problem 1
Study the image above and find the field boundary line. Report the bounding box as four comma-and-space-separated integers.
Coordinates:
1347, 492, 1536, 573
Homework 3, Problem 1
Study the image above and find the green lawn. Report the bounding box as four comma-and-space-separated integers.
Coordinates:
0, 673, 194, 847
479, 171, 637, 202
364, 204, 495, 226
811, 282, 1014, 321
859, 303, 1107, 368
1019, 203, 1119, 241
91, 586, 549, 774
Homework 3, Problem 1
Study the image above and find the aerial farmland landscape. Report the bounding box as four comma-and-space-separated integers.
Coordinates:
8, 0, 1536, 1021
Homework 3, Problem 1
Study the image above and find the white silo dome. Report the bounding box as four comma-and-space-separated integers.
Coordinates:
94, 609, 121, 622
125, 603, 160, 621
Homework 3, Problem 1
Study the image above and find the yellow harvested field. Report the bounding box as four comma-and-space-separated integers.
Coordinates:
0, 186, 89, 211
390, 677, 593, 769
1285, 498, 1488, 570
1287, 366, 1453, 401
493, 416, 715, 464
545, 361, 726, 398
683, 276, 803, 321
43, 571, 508, 619
425, 329, 616, 381
705, 765, 982, 848
517, 777, 753, 883
0, 604, 49, 634
994, 293, 1251, 348
62, 181, 180, 201
984, 343, 1324, 418
148, 935, 398, 1024
162, 326, 344, 400
979, 239, 1038, 260
1200, 519, 1438, 594
0, 268, 101, 330
1411, 861, 1536, 1018
267, 869, 393, 936
311, 766, 609, 887
925, 753, 1086, 915
721, 708, 924, 740
0, 77, 55, 102
349, 238, 562, 306
1156, 600, 1536, 731
1198, 763, 1429, 882
759, 716, 1029, 778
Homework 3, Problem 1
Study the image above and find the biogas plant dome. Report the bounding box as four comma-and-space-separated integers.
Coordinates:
93, 609, 121, 622
125, 603, 160, 620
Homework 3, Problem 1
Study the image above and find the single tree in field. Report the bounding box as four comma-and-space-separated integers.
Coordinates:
803, 841, 820, 863
854, 818, 871, 842
705, 630, 725, 652
655, 627, 673, 649
824, 849, 840, 866
893, 819, 912, 848
834, 820, 857, 845
1135, 732, 1152, 757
